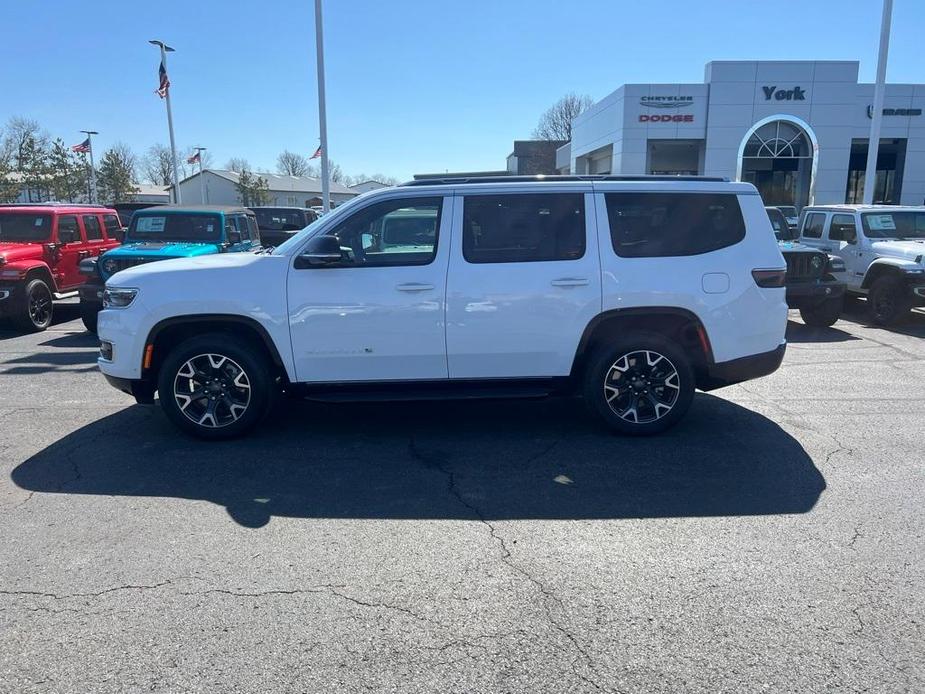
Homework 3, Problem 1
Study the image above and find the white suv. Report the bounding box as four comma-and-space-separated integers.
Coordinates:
797, 205, 925, 324
96, 176, 788, 439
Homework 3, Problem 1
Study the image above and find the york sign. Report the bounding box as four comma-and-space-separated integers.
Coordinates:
762, 85, 806, 101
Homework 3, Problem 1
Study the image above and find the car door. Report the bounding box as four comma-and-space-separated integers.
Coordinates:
81, 213, 110, 261
445, 189, 601, 378
826, 213, 864, 288
287, 194, 452, 382
799, 211, 827, 251
53, 214, 86, 291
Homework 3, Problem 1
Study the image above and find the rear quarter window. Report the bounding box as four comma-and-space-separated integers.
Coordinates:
605, 192, 745, 258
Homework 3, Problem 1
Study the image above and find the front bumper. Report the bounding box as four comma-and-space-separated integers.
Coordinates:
102, 373, 156, 405
78, 278, 104, 307
698, 343, 787, 391
0, 284, 20, 317
785, 278, 845, 308
910, 281, 925, 306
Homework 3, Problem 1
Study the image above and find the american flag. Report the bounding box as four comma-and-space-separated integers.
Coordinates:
309, 145, 322, 159
156, 60, 170, 98
71, 138, 91, 154
187, 151, 200, 165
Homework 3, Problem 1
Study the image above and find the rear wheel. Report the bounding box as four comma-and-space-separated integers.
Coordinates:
80, 300, 100, 334
799, 297, 843, 327
157, 334, 275, 439
583, 332, 695, 436
13, 279, 53, 332
868, 276, 910, 326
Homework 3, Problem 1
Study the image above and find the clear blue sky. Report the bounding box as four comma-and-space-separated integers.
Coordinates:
2, 0, 922, 182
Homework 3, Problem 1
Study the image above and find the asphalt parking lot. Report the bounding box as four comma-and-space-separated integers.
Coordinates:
1, 300, 923, 693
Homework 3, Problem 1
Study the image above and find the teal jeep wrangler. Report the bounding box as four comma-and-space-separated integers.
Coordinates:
79, 205, 261, 332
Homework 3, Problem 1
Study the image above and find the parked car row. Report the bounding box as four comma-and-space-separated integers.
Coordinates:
0, 202, 319, 332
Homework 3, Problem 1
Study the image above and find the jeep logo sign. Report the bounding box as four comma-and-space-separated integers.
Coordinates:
762, 85, 806, 101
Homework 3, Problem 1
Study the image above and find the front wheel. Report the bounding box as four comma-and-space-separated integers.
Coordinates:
80, 300, 100, 334
799, 297, 843, 327
868, 276, 910, 326
13, 279, 53, 332
583, 332, 695, 436
157, 334, 275, 439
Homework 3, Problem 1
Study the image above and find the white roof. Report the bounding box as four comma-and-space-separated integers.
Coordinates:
178, 169, 357, 196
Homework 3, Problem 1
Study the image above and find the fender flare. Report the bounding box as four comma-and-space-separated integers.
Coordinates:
3, 261, 57, 291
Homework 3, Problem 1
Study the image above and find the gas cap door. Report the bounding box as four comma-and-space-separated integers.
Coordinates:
702, 272, 730, 294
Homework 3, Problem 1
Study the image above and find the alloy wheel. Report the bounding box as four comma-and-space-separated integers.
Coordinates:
173, 353, 251, 428
603, 350, 680, 424
29, 287, 52, 327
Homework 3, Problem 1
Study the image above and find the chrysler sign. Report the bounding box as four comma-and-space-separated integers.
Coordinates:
639, 96, 694, 109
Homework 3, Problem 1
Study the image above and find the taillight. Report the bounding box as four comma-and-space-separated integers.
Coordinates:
752, 268, 787, 288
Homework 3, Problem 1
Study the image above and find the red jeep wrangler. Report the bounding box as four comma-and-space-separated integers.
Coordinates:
0, 204, 122, 331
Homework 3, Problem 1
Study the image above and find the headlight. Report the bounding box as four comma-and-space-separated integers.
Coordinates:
810, 254, 824, 271
102, 287, 138, 308
827, 255, 846, 272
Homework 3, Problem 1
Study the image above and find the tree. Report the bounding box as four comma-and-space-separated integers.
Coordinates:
234, 169, 272, 206
97, 143, 138, 203
225, 157, 250, 173
2, 116, 50, 171
344, 172, 400, 187
0, 155, 21, 203
48, 138, 88, 202
141, 143, 174, 185
532, 93, 594, 142
276, 150, 313, 177
328, 159, 345, 183
180, 146, 213, 179
16, 132, 51, 202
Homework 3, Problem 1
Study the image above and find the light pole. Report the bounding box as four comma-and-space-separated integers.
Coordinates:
192, 146, 207, 203
314, 0, 330, 212
80, 130, 98, 203
863, 0, 893, 204
150, 39, 182, 204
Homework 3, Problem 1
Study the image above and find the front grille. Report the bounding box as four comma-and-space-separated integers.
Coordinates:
101, 256, 169, 278
783, 252, 825, 281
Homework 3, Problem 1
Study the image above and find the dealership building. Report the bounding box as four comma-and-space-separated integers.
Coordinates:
558, 60, 925, 207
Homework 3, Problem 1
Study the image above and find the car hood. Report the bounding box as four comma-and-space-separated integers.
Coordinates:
106, 250, 264, 285
105, 241, 222, 258
0, 241, 47, 264
870, 240, 925, 262
778, 241, 820, 254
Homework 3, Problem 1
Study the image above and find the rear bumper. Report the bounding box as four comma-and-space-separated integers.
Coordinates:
785, 278, 845, 308
698, 343, 786, 391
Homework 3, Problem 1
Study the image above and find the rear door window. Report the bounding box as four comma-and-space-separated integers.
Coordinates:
462, 193, 585, 263
57, 215, 82, 243
802, 213, 826, 239
605, 193, 745, 257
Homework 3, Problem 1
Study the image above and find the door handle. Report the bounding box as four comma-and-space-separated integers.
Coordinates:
77, 250, 90, 258
395, 283, 435, 292
551, 278, 590, 287
820, 246, 832, 252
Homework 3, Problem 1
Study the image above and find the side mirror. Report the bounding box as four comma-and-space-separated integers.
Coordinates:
295, 234, 344, 268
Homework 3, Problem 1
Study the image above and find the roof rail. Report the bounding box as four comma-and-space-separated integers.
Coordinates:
400, 174, 728, 187
0, 201, 109, 207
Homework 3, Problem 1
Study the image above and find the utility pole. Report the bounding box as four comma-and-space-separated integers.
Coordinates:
192, 146, 207, 203
150, 39, 182, 204
314, 0, 330, 212
863, 0, 893, 204
80, 130, 99, 203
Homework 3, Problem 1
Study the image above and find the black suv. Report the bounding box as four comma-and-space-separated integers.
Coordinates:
766, 207, 846, 327
247, 207, 318, 247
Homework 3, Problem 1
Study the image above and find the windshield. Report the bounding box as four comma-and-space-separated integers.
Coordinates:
0, 213, 53, 242
127, 213, 222, 242
766, 209, 795, 241
861, 211, 925, 240
777, 206, 798, 218
252, 208, 310, 231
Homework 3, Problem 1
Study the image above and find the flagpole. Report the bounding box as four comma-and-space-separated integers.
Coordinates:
863, 0, 893, 204
150, 39, 182, 204
193, 147, 207, 203
80, 130, 98, 204
314, 0, 330, 213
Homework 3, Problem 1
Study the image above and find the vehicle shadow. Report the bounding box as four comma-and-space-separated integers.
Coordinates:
12, 394, 826, 528
785, 319, 860, 343
0, 301, 83, 340
838, 300, 925, 338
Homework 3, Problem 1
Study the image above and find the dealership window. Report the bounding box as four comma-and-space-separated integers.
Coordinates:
462, 193, 585, 264
802, 213, 825, 239
605, 193, 745, 258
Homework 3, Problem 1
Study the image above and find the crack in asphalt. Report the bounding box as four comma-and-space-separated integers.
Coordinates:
0, 579, 176, 601
408, 435, 618, 694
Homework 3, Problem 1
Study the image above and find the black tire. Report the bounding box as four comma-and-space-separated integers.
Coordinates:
157, 333, 275, 440
583, 331, 695, 436
799, 297, 843, 327
868, 276, 910, 326
13, 279, 53, 332
80, 301, 99, 334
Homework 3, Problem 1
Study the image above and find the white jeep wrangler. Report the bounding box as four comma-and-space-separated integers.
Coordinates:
797, 205, 925, 324
96, 176, 788, 439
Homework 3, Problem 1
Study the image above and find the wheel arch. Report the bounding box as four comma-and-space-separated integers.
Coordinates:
862, 261, 905, 289
144, 314, 288, 381
19, 263, 57, 292
570, 307, 713, 383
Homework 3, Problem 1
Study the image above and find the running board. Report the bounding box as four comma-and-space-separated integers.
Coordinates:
293, 379, 566, 403
53, 291, 78, 300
